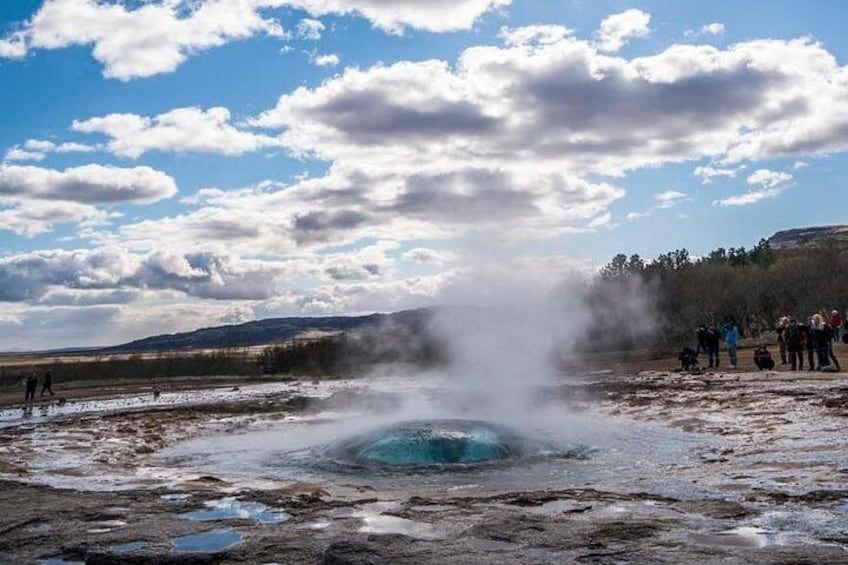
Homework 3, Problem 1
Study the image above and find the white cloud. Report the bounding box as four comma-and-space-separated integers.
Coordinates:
0, 0, 511, 79
56, 142, 96, 153
0, 164, 176, 236
654, 190, 688, 208
0, 33, 27, 59
402, 248, 459, 265
702, 23, 725, 36
747, 168, 792, 188
500, 24, 572, 47
0, 248, 278, 303
694, 165, 738, 184
0, 163, 177, 204
625, 211, 650, 221
794, 160, 809, 169
685, 22, 725, 39
0, 199, 112, 237
311, 52, 339, 67
72, 106, 281, 158
3, 139, 96, 162
284, 0, 512, 34
4, 148, 46, 162
296, 18, 325, 40
715, 187, 784, 207
595, 9, 651, 52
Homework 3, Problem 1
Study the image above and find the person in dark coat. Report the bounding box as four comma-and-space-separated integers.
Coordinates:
24, 372, 37, 404
824, 322, 841, 371
696, 325, 708, 356
754, 346, 775, 370
799, 318, 814, 370
40, 369, 54, 397
705, 325, 721, 368
785, 318, 804, 371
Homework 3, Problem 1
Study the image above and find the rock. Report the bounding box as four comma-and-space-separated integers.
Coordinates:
322, 541, 386, 565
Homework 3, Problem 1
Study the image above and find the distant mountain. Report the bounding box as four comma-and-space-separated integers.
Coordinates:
768, 225, 848, 250
101, 308, 434, 353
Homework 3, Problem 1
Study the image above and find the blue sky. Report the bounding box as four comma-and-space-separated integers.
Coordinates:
1, 0, 847, 349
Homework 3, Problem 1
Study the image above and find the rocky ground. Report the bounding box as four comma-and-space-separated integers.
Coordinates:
2, 354, 848, 564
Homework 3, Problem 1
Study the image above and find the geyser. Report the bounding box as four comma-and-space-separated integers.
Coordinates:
322, 419, 560, 468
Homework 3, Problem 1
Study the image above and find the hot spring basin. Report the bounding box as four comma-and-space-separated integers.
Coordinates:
322, 419, 556, 468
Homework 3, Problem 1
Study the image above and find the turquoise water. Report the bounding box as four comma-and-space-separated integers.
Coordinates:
354, 422, 517, 465
172, 528, 242, 552
322, 419, 570, 468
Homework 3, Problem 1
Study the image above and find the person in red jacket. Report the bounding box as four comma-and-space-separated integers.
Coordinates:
831, 310, 843, 343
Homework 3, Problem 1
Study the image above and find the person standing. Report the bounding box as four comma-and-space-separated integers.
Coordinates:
830, 310, 843, 343
824, 320, 841, 371
706, 325, 721, 369
810, 314, 828, 370
40, 369, 54, 397
24, 371, 37, 404
799, 317, 814, 371
776, 317, 789, 365
786, 318, 804, 371
696, 325, 708, 356
725, 320, 740, 368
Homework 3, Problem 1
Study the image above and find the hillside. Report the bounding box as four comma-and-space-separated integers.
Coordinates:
101, 308, 433, 353
768, 225, 848, 250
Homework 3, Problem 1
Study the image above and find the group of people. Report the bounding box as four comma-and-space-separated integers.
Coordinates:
680, 309, 846, 372
776, 311, 844, 372
693, 322, 741, 369
23, 368, 54, 403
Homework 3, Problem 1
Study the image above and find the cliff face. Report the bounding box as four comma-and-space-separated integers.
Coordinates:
768, 225, 848, 250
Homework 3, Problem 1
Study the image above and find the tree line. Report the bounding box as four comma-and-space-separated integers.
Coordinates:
595, 239, 847, 348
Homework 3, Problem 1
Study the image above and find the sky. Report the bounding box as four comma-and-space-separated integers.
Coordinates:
1, 0, 847, 350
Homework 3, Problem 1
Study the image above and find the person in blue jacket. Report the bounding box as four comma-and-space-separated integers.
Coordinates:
724, 320, 740, 368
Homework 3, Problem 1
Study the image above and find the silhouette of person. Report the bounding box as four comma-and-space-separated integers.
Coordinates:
24, 372, 37, 404
41, 370, 55, 397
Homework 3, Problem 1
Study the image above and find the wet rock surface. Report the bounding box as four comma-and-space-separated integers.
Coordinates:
2, 372, 848, 563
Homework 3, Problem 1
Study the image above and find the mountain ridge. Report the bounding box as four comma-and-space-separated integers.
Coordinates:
768, 225, 848, 250
97, 308, 434, 354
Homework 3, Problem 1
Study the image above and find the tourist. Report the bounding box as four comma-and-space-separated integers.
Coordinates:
705, 325, 721, 368
831, 310, 843, 343
810, 314, 829, 370
754, 346, 775, 370
24, 371, 37, 404
786, 318, 804, 371
799, 317, 814, 370
776, 316, 789, 365
724, 320, 740, 368
40, 369, 54, 397
825, 321, 841, 371
696, 325, 708, 356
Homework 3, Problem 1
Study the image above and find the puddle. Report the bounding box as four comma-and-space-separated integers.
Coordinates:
525, 500, 593, 516
353, 503, 443, 540
172, 528, 243, 552
713, 526, 780, 548
112, 541, 148, 553
178, 497, 289, 523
